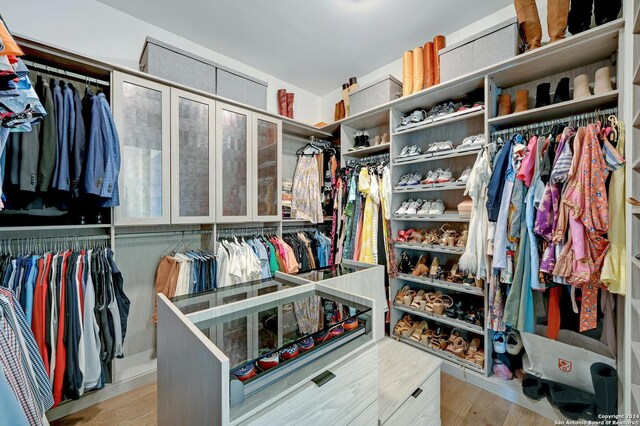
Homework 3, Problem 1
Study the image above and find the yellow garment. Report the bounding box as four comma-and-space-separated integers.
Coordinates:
358, 168, 380, 264
601, 122, 625, 294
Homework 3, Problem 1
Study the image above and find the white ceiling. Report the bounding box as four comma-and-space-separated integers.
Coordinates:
98, 0, 512, 95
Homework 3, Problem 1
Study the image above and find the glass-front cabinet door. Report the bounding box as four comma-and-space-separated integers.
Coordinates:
216, 103, 252, 223
113, 72, 171, 225
253, 113, 281, 221
170, 89, 216, 224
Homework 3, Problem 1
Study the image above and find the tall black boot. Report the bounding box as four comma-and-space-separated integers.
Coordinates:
535, 83, 551, 108
594, 0, 622, 26
553, 77, 571, 103
591, 362, 618, 416
568, 0, 594, 35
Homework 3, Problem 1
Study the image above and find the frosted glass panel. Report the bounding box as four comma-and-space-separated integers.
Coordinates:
178, 97, 210, 217
256, 119, 278, 217
220, 109, 248, 217
121, 82, 164, 218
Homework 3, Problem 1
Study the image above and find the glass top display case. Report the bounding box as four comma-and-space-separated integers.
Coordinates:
157, 282, 377, 425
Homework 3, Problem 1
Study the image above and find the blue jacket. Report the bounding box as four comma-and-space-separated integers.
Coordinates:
486, 135, 517, 222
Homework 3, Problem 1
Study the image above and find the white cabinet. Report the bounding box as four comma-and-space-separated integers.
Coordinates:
113, 71, 171, 225
216, 102, 282, 223
170, 89, 216, 224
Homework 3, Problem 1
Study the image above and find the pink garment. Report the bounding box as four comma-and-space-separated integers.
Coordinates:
516, 135, 537, 187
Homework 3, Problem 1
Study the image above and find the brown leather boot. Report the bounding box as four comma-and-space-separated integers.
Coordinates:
515, 0, 542, 50
433, 35, 446, 85
278, 89, 287, 116
548, 0, 570, 43
413, 46, 424, 93
402, 50, 413, 96
286, 93, 294, 119
334, 102, 340, 122
515, 90, 529, 112
498, 94, 512, 116
423, 42, 435, 89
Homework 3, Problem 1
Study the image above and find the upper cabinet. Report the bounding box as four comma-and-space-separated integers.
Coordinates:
215, 103, 281, 223
170, 89, 216, 224
253, 113, 282, 222
113, 71, 171, 226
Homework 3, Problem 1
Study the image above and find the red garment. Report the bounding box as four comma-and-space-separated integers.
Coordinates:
52, 251, 70, 407
31, 256, 50, 374
546, 286, 561, 340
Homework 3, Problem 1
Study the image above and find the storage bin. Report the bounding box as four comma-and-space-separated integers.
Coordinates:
349, 75, 402, 116
216, 67, 268, 110
140, 37, 217, 94
439, 18, 524, 83
140, 37, 269, 109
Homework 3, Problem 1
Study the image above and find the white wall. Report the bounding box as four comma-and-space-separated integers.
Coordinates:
320, 1, 551, 123
3, 0, 322, 124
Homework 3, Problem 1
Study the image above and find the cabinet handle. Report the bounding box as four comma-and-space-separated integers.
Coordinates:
411, 388, 423, 398
311, 370, 336, 387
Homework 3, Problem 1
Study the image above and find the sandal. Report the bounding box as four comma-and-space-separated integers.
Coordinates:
393, 315, 412, 335
428, 257, 440, 278
467, 337, 481, 354
447, 264, 463, 282
474, 351, 485, 367
409, 320, 428, 341
412, 264, 428, 277
446, 336, 469, 358
410, 290, 426, 309
424, 229, 439, 245
456, 226, 468, 247
394, 285, 410, 304
402, 290, 417, 306
420, 328, 433, 345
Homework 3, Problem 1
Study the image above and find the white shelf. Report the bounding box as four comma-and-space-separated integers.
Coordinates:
632, 385, 640, 415
393, 146, 482, 167
394, 303, 484, 335
634, 62, 640, 85
487, 91, 619, 129
634, 111, 640, 129
343, 143, 389, 158
281, 117, 332, 138
632, 157, 640, 171
632, 206, 640, 215
635, 6, 640, 34
393, 182, 467, 194
392, 109, 485, 137
396, 335, 485, 374
393, 212, 470, 223
396, 273, 485, 297
632, 257, 640, 271
395, 243, 465, 256
0, 224, 112, 232
631, 341, 640, 371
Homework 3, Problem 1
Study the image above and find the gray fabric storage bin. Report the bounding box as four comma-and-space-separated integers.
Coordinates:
349, 75, 402, 115
216, 67, 268, 110
140, 37, 216, 93
439, 18, 524, 83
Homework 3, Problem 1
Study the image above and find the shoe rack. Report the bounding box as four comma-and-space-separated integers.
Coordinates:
340, 109, 391, 159
626, 0, 640, 415
388, 79, 490, 376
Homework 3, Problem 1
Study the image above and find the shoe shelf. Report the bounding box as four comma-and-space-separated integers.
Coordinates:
487, 90, 619, 129
343, 143, 390, 159
634, 111, 640, 129
396, 273, 484, 297
392, 147, 481, 167
392, 108, 484, 137
634, 5, 640, 34
393, 181, 467, 194
634, 63, 640, 85
632, 257, 640, 271
394, 303, 484, 335
394, 243, 465, 256
632, 157, 640, 171
632, 206, 640, 215
393, 212, 470, 223
396, 335, 485, 374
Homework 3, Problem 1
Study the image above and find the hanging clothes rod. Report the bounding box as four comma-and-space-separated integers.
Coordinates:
491, 107, 618, 139
0, 234, 110, 243
347, 153, 390, 166
217, 226, 278, 238
22, 59, 111, 87
115, 229, 213, 239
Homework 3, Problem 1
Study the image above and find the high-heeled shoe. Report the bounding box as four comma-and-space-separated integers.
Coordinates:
456, 226, 468, 247
394, 285, 410, 304
447, 264, 462, 282
398, 251, 413, 274
412, 264, 428, 276
429, 257, 440, 278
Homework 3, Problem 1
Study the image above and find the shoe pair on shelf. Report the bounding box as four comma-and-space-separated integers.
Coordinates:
492, 330, 523, 355
397, 173, 422, 186
422, 168, 452, 184
397, 225, 468, 247
397, 145, 422, 160
426, 141, 454, 154
395, 199, 445, 216
457, 134, 485, 149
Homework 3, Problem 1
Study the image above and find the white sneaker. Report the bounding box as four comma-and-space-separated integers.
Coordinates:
395, 200, 412, 215
398, 146, 410, 158
437, 169, 453, 183
428, 199, 445, 215
457, 166, 472, 182
397, 174, 411, 186
429, 169, 443, 184
406, 145, 422, 157
493, 332, 507, 354
506, 331, 524, 355
458, 136, 474, 148
406, 173, 422, 186
471, 134, 485, 145
436, 140, 454, 152
417, 200, 433, 215
422, 170, 437, 185
405, 199, 424, 215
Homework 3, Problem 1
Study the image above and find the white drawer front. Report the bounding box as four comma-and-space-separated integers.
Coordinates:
384, 373, 441, 426
348, 400, 379, 426
242, 346, 378, 425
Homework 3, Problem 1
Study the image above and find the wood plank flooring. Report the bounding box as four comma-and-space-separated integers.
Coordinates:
51, 373, 552, 425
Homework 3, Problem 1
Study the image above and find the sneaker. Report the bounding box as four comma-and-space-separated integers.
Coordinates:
405, 199, 424, 215
406, 145, 422, 157
436, 169, 452, 183
428, 199, 445, 215
436, 140, 454, 152
430, 168, 444, 183
493, 332, 507, 354
506, 331, 523, 355
422, 170, 438, 185
426, 142, 441, 153
417, 200, 433, 215
471, 134, 485, 145
395, 200, 413, 215
457, 166, 472, 182
397, 174, 411, 186
406, 173, 422, 186
398, 146, 411, 158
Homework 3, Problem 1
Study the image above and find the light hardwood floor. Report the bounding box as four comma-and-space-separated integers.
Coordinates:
51, 373, 553, 425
